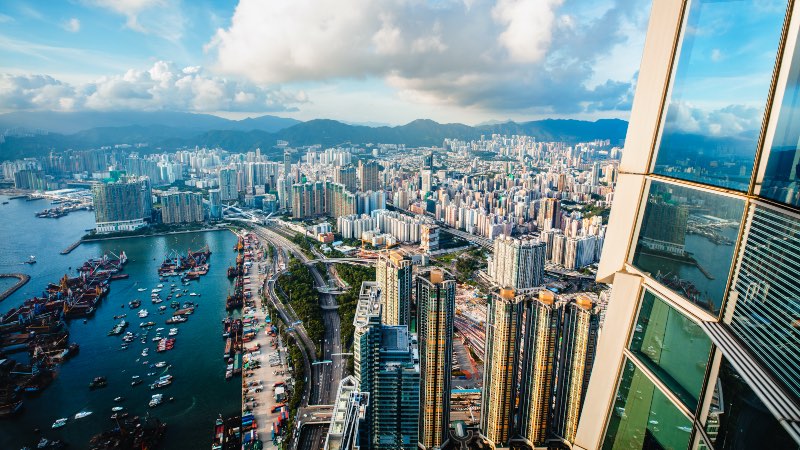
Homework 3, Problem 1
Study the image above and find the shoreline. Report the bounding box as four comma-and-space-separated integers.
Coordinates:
81, 227, 229, 243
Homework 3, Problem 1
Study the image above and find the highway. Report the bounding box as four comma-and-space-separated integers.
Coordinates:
253, 224, 344, 450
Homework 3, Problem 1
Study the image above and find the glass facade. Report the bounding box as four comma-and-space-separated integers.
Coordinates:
629, 291, 712, 411
632, 180, 745, 316
602, 359, 693, 450
654, 0, 786, 191
760, 28, 800, 206
730, 205, 800, 399
701, 358, 797, 449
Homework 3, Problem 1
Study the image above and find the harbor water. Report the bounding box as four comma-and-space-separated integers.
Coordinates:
0, 195, 241, 449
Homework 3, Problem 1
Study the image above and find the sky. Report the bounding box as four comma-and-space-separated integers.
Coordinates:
0, 0, 653, 126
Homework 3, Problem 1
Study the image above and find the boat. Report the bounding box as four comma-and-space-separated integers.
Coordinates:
74, 411, 92, 419
154, 361, 167, 368
129, 299, 141, 308
151, 288, 162, 293
150, 375, 173, 389
189, 292, 198, 296
149, 394, 163, 408
131, 379, 143, 387
137, 288, 147, 292
111, 406, 124, 412
113, 314, 127, 319
141, 348, 149, 357
89, 376, 107, 390
168, 328, 178, 336
165, 315, 187, 324
140, 321, 155, 327
114, 396, 124, 402
138, 309, 149, 318
52, 418, 68, 429
24, 255, 37, 264
159, 305, 167, 311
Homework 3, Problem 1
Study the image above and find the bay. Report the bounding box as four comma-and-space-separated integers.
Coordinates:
0, 195, 240, 449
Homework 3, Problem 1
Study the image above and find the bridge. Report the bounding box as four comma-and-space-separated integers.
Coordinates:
297, 404, 334, 426
304, 257, 376, 266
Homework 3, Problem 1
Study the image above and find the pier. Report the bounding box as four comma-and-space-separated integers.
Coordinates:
0, 273, 30, 302
60, 239, 82, 255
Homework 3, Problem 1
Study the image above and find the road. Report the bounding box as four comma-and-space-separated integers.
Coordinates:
253, 224, 343, 450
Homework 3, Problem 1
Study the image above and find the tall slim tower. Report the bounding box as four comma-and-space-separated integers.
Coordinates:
416, 268, 455, 450
359, 160, 381, 192
489, 235, 547, 290
481, 288, 525, 447
517, 291, 559, 447
375, 251, 412, 327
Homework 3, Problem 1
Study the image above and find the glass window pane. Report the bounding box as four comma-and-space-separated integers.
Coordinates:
730, 205, 800, 399
630, 291, 712, 411
632, 181, 745, 315
654, 0, 786, 191
703, 358, 798, 449
760, 27, 800, 207
602, 359, 693, 450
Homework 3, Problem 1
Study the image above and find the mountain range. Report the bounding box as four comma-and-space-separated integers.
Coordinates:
0, 111, 628, 160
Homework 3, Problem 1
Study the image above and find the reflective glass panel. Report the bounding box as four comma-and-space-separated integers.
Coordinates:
702, 358, 798, 449
602, 359, 693, 450
630, 291, 712, 411
654, 0, 786, 191
730, 205, 800, 399
760, 28, 800, 206
632, 181, 745, 315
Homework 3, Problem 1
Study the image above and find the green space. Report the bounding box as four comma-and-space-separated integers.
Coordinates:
276, 258, 324, 357
333, 264, 376, 363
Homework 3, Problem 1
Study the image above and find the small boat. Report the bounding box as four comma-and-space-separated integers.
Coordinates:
154, 361, 167, 368
24, 255, 37, 265
138, 309, 149, 318
141, 348, 149, 357
137, 288, 147, 292
89, 376, 107, 390
111, 406, 123, 412
74, 411, 92, 419
149, 394, 164, 408
168, 328, 178, 336
189, 293, 197, 297
158, 306, 167, 311
114, 396, 124, 402
157, 284, 163, 288
151, 288, 162, 293
113, 314, 127, 319
129, 299, 141, 308
52, 418, 68, 429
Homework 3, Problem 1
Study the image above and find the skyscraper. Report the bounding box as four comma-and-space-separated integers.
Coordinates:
416, 268, 455, 450
537, 198, 561, 231
574, 2, 800, 450
488, 235, 546, 290
208, 188, 222, 220
481, 288, 525, 447
359, 160, 381, 192
218, 167, 238, 201
91, 176, 152, 233
160, 192, 204, 224
335, 165, 358, 192
375, 251, 412, 327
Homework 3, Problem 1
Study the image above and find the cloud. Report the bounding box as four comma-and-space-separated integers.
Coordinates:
85, 0, 185, 42
63, 18, 81, 33
0, 61, 307, 113
663, 101, 762, 137
207, 0, 650, 116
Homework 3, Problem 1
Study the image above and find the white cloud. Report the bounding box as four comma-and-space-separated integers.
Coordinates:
85, 0, 184, 42
664, 101, 762, 136
63, 18, 81, 33
208, 0, 650, 116
0, 61, 306, 114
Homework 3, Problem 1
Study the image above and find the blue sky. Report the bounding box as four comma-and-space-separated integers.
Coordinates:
0, 0, 652, 125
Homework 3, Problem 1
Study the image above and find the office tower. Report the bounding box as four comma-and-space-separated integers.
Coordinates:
552, 295, 599, 444
423, 152, 434, 170
574, 2, 800, 450
352, 282, 420, 450
325, 376, 368, 450
327, 181, 358, 219
481, 288, 525, 447
160, 192, 204, 224
91, 176, 152, 233
420, 223, 439, 252
416, 268, 455, 450
375, 251, 412, 326
537, 198, 561, 231
359, 160, 381, 192
208, 189, 222, 220
489, 235, 546, 289
517, 290, 560, 447
218, 167, 238, 201
335, 165, 358, 192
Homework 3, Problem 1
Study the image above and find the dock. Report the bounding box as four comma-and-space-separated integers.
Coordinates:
60, 239, 82, 255
0, 273, 30, 302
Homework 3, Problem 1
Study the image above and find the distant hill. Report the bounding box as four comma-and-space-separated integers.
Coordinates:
0, 111, 301, 135
0, 116, 628, 160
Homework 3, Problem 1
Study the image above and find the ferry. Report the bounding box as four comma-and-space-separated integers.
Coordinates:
74, 411, 92, 420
